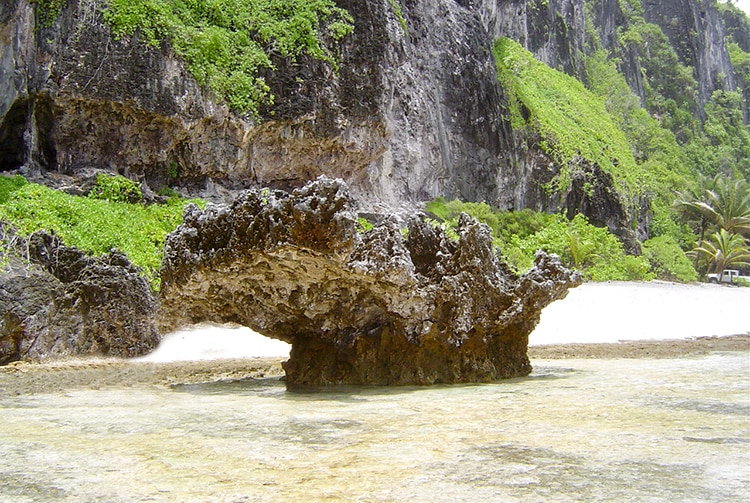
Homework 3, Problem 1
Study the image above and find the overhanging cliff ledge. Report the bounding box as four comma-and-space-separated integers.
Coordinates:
158, 177, 581, 386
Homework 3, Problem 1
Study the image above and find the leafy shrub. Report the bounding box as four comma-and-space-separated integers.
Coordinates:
426, 197, 556, 245
0, 178, 203, 289
425, 197, 654, 281
641, 235, 698, 282
88, 173, 143, 203
103, 0, 354, 118
507, 213, 654, 281
0, 175, 28, 204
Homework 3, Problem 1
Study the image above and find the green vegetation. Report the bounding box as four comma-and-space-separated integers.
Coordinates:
602, 0, 750, 181
88, 172, 143, 203
356, 217, 373, 233
487, 3, 749, 283
641, 235, 698, 282
494, 37, 643, 198
33, 0, 66, 28
0, 175, 28, 204
425, 197, 654, 282
0, 175, 204, 289
387, 0, 407, 34
696, 90, 750, 178
584, 50, 690, 196
676, 175, 750, 279
689, 228, 750, 277
102, 0, 353, 117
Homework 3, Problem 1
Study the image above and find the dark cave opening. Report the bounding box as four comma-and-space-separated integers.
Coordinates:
0, 98, 29, 172
0, 95, 57, 173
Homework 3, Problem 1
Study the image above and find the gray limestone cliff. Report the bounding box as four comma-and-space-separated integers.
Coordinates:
1, 0, 641, 230
590, 0, 743, 118
0, 0, 744, 368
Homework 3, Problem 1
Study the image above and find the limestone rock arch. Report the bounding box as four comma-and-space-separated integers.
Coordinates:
158, 177, 580, 386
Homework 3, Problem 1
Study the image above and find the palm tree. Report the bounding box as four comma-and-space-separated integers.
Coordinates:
689, 229, 750, 278
676, 176, 750, 274
701, 177, 750, 238
674, 174, 720, 243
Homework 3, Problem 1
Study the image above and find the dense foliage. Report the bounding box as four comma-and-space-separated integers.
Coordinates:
677, 175, 750, 277
494, 38, 643, 199
88, 172, 143, 203
0, 175, 204, 289
486, 2, 750, 282
641, 235, 698, 283
102, 0, 353, 117
603, 0, 750, 180
426, 198, 654, 281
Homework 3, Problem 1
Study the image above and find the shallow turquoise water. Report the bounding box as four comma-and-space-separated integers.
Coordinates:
1, 353, 748, 502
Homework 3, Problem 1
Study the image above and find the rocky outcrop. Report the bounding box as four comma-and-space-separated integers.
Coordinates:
159, 178, 581, 386
479, 0, 588, 81
0, 0, 258, 197
642, 0, 736, 110
0, 229, 159, 363
3, 0, 742, 253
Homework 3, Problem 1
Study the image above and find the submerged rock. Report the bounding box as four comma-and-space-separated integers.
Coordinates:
159, 177, 581, 386
0, 230, 159, 363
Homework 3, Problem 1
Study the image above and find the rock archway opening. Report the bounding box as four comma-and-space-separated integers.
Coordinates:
140, 323, 291, 363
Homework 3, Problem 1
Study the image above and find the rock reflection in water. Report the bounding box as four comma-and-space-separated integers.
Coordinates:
0, 353, 748, 502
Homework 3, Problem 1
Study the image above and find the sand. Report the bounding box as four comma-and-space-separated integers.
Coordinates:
530, 280, 750, 345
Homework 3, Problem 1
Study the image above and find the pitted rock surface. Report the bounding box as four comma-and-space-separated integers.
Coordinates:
159, 178, 581, 386
0, 230, 159, 364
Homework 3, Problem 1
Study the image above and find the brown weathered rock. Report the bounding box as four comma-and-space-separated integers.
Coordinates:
159, 177, 581, 386
0, 230, 159, 363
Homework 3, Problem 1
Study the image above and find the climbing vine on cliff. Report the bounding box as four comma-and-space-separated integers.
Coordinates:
102, 0, 353, 118
494, 37, 646, 200
33, 0, 67, 27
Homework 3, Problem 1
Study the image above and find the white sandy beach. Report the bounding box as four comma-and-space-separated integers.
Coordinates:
530, 281, 750, 345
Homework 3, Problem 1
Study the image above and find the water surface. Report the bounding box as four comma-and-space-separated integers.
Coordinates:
1, 353, 748, 502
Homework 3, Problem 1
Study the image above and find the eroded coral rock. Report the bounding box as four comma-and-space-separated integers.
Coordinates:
159, 177, 581, 385
0, 230, 159, 363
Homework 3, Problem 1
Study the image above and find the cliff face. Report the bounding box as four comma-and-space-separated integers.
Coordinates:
0, 0, 256, 196
643, 0, 735, 109
0, 0, 742, 232
591, 0, 741, 116
480, 0, 587, 80
0, 230, 159, 363
0, 0, 629, 219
